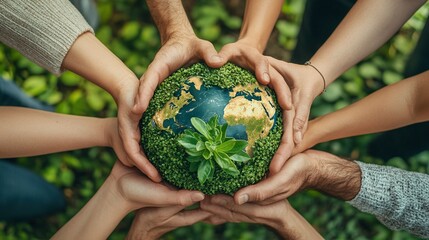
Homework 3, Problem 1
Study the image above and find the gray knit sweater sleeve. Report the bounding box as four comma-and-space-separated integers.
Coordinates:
348, 161, 429, 238
0, 0, 93, 75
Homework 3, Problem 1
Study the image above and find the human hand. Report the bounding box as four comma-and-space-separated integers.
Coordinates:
133, 33, 222, 118
233, 150, 361, 205
216, 40, 292, 110
215, 40, 295, 174
126, 206, 211, 240
201, 195, 323, 239
267, 57, 326, 146
115, 77, 161, 182
109, 161, 205, 212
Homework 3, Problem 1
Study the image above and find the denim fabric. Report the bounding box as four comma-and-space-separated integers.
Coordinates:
0, 161, 66, 221
70, 0, 99, 29
0, 77, 54, 111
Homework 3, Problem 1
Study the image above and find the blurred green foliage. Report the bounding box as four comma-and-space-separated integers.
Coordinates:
0, 0, 428, 239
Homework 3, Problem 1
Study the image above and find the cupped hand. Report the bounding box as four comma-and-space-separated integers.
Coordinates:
126, 206, 211, 240
133, 33, 223, 117
233, 150, 319, 205
201, 195, 323, 239
201, 194, 289, 228
267, 57, 325, 147
215, 40, 296, 173
109, 161, 205, 211
216, 40, 292, 110
115, 77, 161, 182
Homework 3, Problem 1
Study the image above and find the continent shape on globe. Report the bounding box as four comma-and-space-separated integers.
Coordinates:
152, 76, 277, 154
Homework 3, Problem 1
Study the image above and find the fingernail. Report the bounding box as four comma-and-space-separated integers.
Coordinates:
263, 72, 270, 83
191, 193, 205, 202
211, 55, 223, 63
237, 194, 249, 205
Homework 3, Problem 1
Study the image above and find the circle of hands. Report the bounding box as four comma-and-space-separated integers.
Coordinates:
110, 33, 327, 238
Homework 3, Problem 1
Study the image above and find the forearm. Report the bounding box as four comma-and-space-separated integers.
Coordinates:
0, 0, 92, 75
146, 0, 194, 44
305, 151, 362, 201
309, 0, 426, 84
348, 162, 429, 238
0, 107, 112, 158
273, 202, 323, 240
62, 32, 137, 101
52, 176, 130, 240
238, 0, 283, 52
305, 71, 429, 146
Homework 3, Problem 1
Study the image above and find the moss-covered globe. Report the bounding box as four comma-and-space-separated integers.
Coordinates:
140, 63, 283, 195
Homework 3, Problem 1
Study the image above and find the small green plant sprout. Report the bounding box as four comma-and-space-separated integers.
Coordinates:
177, 115, 251, 185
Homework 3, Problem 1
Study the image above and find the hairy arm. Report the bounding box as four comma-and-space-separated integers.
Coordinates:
146, 0, 194, 44
0, 107, 113, 158
298, 71, 429, 151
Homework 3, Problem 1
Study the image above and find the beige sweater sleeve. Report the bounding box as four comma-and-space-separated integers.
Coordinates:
0, 0, 94, 75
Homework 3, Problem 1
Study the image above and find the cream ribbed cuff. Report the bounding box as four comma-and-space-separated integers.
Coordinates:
0, 0, 93, 75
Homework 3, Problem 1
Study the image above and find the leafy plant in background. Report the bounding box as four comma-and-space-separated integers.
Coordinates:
178, 116, 250, 184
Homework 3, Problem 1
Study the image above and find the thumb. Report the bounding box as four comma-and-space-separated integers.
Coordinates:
293, 97, 312, 144
233, 175, 281, 205
198, 41, 225, 68
148, 189, 205, 207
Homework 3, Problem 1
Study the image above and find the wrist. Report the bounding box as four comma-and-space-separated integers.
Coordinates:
308, 151, 362, 200
102, 118, 118, 148
307, 57, 337, 86
236, 37, 264, 53
102, 174, 134, 215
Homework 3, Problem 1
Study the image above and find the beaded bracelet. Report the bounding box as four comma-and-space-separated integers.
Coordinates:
305, 61, 326, 95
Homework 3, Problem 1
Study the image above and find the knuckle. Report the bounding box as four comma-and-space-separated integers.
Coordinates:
293, 117, 306, 130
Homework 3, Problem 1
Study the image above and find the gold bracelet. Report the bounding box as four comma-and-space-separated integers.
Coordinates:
305, 61, 326, 95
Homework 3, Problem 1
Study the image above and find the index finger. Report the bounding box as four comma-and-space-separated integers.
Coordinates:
269, 108, 294, 174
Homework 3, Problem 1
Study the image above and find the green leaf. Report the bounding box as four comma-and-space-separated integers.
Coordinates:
196, 141, 206, 151
198, 160, 213, 185
230, 151, 251, 162
186, 149, 204, 157
220, 124, 228, 141
358, 63, 381, 79
383, 71, 402, 85
203, 150, 212, 160
216, 139, 235, 152
228, 140, 248, 153
120, 21, 141, 40
187, 155, 203, 163
214, 152, 239, 176
86, 93, 105, 111
322, 81, 342, 102
208, 115, 218, 129
184, 129, 203, 141
60, 71, 81, 86
23, 76, 47, 96
191, 117, 211, 140
199, 25, 221, 41
178, 138, 197, 149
